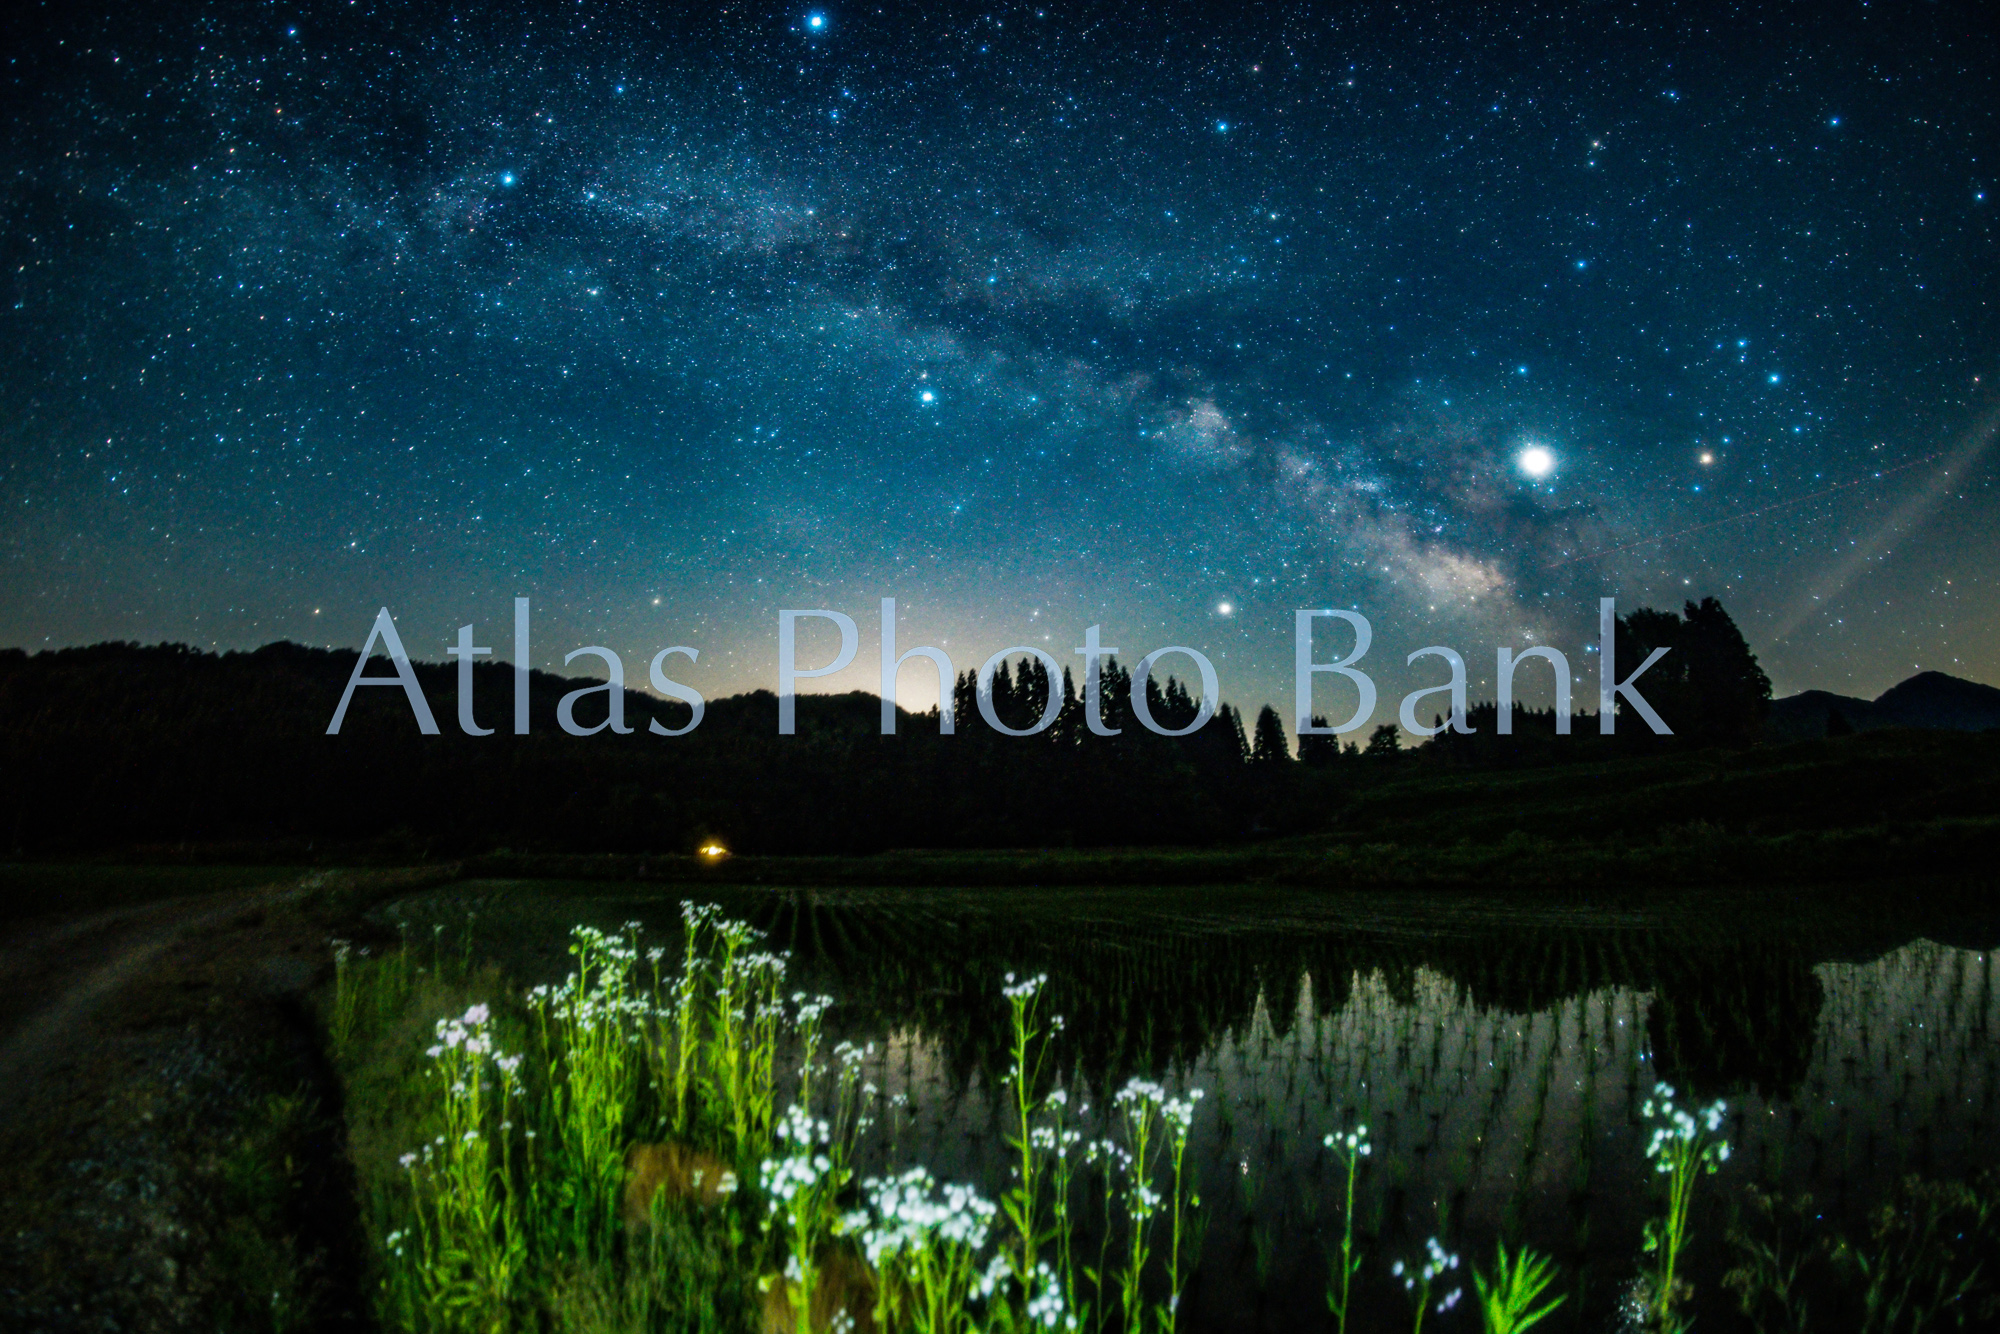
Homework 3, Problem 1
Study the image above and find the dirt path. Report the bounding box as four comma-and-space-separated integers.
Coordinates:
0, 888, 281, 1131
0, 867, 457, 1333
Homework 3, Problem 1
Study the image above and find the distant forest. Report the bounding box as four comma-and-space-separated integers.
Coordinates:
0, 599, 1909, 857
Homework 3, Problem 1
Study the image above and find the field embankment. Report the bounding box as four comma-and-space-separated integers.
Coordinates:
0, 866, 455, 1333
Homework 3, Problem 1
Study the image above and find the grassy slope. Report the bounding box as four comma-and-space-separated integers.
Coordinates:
1318, 728, 2000, 842
451, 730, 2000, 888
6, 731, 1995, 894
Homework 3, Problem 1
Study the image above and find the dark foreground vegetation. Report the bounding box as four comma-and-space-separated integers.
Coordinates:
2, 604, 1998, 885
4, 863, 1997, 1332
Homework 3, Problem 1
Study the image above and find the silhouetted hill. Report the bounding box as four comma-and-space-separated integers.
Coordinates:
1768, 689, 1883, 738
4, 641, 1999, 874
1767, 670, 2000, 740
1876, 671, 2000, 730
0, 640, 1248, 856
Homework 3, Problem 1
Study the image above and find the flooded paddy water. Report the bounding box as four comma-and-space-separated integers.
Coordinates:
375, 880, 2000, 1331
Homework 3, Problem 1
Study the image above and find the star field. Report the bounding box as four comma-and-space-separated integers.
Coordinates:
2, 0, 1996, 719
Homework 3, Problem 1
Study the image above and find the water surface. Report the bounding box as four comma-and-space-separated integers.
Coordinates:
392, 879, 2000, 1331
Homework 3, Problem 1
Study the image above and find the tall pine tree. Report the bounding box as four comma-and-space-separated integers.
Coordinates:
1250, 705, 1292, 765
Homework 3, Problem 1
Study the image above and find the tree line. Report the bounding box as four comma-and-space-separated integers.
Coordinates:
0, 599, 1773, 855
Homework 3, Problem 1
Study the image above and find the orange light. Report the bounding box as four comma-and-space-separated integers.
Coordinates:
700, 844, 728, 859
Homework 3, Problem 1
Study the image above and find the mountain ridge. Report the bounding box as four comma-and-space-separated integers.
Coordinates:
1767, 669, 2000, 740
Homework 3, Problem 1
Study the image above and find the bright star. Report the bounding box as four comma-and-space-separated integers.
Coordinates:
500, 172, 515, 186
1699, 451, 1715, 465
1519, 446, 1556, 478
1218, 602, 1233, 615
806, 11, 826, 29
1215, 120, 1229, 133
919, 389, 935, 403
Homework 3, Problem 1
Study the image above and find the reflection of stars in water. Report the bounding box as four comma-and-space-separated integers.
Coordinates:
824, 921, 1991, 1326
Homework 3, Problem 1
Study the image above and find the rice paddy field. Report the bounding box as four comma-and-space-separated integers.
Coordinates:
331, 879, 2000, 1333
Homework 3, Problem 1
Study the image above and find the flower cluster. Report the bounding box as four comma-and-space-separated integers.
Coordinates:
762, 1102, 840, 1215
1324, 1123, 1372, 1158
427, 1003, 496, 1059
793, 993, 836, 1027
972, 1253, 1015, 1300
1023, 1263, 1077, 1329
1640, 1083, 1731, 1171
761, 1150, 836, 1211
1028, 1123, 1084, 1153
1391, 1236, 1464, 1312
1086, 1138, 1134, 1173
526, 965, 656, 1031
687, 1163, 740, 1197
742, 951, 789, 979
1161, 1088, 1206, 1135
1001, 971, 1048, 1000
860, 1167, 998, 1262
1393, 1236, 1460, 1286
775, 1100, 833, 1150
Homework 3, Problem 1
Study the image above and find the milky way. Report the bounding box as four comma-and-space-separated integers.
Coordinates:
3, 0, 1996, 719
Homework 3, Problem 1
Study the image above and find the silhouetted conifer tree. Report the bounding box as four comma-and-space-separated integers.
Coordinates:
1251, 705, 1291, 765
1217, 703, 1250, 763
1052, 666, 1084, 746
953, 668, 978, 728
1297, 715, 1342, 767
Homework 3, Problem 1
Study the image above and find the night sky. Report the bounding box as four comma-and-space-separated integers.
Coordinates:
3, 0, 1996, 728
